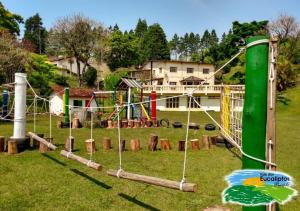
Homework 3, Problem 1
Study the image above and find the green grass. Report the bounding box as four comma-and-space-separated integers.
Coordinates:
1, 85, 300, 210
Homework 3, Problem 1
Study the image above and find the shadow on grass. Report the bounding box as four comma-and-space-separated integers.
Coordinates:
41, 153, 67, 166
277, 95, 291, 105
118, 193, 161, 211
70, 169, 112, 189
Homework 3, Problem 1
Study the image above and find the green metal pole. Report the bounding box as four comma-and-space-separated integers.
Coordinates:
242, 36, 269, 211
64, 87, 70, 123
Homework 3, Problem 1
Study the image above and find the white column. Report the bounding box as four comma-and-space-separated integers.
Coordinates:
127, 87, 131, 120
13, 73, 27, 139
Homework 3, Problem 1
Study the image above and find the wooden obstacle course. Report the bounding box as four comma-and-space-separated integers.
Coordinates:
148, 134, 158, 151
60, 150, 102, 171
8, 140, 18, 154
28, 132, 57, 151
130, 139, 140, 151
65, 136, 74, 152
160, 139, 171, 150
85, 139, 96, 153
0, 136, 5, 152
178, 140, 186, 151
103, 137, 112, 150
202, 135, 211, 150
190, 139, 200, 150
107, 169, 197, 192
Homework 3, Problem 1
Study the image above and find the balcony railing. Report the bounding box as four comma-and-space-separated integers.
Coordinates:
143, 85, 245, 94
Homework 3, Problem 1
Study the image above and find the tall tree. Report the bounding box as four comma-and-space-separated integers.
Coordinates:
169, 33, 180, 60
106, 29, 140, 70
24, 13, 47, 54
143, 23, 170, 60
49, 14, 107, 86
135, 18, 148, 38
0, 2, 23, 35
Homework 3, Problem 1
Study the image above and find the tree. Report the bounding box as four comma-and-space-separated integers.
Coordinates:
83, 66, 97, 87
0, 2, 23, 35
24, 13, 47, 54
104, 70, 128, 91
268, 14, 299, 41
135, 18, 148, 38
169, 33, 180, 60
143, 23, 170, 60
106, 29, 140, 70
49, 14, 107, 86
0, 30, 28, 83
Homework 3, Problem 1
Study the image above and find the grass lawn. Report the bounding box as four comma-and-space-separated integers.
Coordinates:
0, 86, 300, 210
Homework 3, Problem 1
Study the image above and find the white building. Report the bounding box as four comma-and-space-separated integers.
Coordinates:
129, 60, 244, 111
49, 86, 97, 116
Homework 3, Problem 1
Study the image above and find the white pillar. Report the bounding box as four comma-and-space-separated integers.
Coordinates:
127, 87, 131, 120
13, 73, 27, 139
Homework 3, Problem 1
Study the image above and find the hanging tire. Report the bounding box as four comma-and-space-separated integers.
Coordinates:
205, 123, 216, 131
188, 123, 200, 130
159, 119, 170, 128
172, 121, 182, 128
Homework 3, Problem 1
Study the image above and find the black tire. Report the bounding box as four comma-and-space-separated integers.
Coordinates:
188, 123, 200, 130
159, 119, 170, 128
205, 123, 216, 131
172, 121, 182, 128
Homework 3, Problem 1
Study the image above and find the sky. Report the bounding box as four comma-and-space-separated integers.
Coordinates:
2, 0, 300, 39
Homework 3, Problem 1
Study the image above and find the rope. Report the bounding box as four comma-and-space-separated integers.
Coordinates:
89, 111, 94, 162
180, 91, 193, 188
68, 106, 72, 153
49, 101, 52, 140
33, 96, 37, 133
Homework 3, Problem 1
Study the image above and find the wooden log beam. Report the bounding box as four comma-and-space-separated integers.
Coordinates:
107, 169, 197, 192
28, 132, 57, 150
60, 150, 102, 171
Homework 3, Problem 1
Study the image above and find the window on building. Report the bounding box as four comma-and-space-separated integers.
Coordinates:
73, 100, 83, 107
203, 68, 210, 74
169, 82, 177, 85
187, 68, 194, 73
188, 96, 201, 108
166, 97, 179, 108
170, 66, 177, 72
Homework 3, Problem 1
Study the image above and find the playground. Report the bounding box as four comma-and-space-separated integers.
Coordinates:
0, 37, 299, 210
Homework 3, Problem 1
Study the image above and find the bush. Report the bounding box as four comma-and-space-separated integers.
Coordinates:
54, 75, 69, 87
83, 67, 97, 87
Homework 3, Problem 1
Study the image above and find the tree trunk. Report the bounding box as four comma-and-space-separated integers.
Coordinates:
0, 136, 5, 152
202, 135, 211, 150
119, 140, 126, 152
8, 140, 18, 154
148, 134, 158, 151
178, 140, 186, 151
75, 57, 82, 87
103, 137, 112, 150
130, 139, 140, 152
32, 133, 44, 149
190, 139, 200, 150
65, 136, 74, 152
160, 139, 171, 150
85, 139, 96, 153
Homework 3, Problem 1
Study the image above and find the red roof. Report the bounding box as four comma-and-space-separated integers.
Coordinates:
52, 86, 94, 98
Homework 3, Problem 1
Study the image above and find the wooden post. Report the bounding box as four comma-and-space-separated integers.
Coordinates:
107, 169, 197, 192
128, 119, 134, 128
8, 140, 18, 154
119, 140, 126, 152
210, 136, 218, 145
0, 136, 5, 152
121, 120, 128, 128
103, 137, 112, 150
85, 139, 96, 153
266, 39, 278, 211
160, 139, 171, 150
107, 120, 113, 129
148, 134, 158, 151
130, 139, 140, 152
39, 142, 49, 153
60, 150, 102, 171
72, 118, 80, 128
178, 140, 186, 151
145, 120, 152, 127
57, 121, 62, 128
202, 135, 211, 150
32, 133, 44, 148
134, 120, 141, 128
190, 139, 200, 150
65, 136, 74, 152
113, 121, 119, 128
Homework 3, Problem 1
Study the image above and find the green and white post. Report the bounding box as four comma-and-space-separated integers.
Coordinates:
242, 36, 269, 211
64, 87, 70, 124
